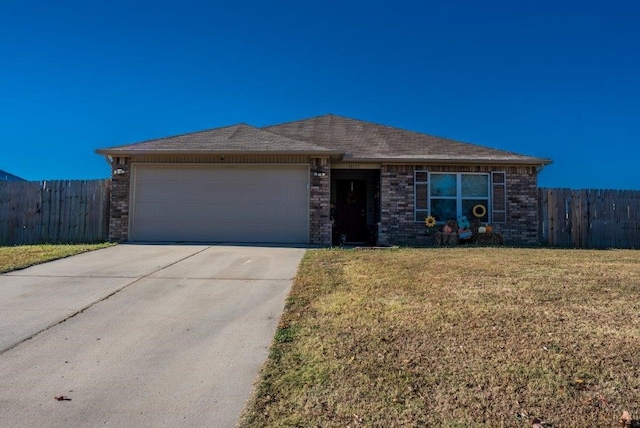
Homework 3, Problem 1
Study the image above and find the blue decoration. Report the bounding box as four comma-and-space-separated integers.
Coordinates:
457, 215, 470, 229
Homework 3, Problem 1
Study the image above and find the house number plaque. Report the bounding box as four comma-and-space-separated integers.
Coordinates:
332, 163, 381, 170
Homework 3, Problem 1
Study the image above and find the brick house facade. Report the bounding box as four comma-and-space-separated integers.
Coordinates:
98, 115, 550, 246
378, 164, 540, 246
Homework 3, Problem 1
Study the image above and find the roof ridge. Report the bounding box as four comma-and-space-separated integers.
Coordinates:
262, 113, 337, 129
267, 114, 546, 160
257, 125, 327, 148
101, 123, 256, 149
263, 113, 401, 130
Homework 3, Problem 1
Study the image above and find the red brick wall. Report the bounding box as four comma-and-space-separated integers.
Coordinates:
379, 164, 541, 246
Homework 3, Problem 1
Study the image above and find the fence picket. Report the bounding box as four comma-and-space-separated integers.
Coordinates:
0, 179, 110, 246
540, 188, 640, 249
0, 183, 7, 244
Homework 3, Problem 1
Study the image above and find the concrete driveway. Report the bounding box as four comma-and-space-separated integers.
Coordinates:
0, 244, 306, 427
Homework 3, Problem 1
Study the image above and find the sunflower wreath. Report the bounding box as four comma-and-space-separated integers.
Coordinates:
472, 204, 487, 218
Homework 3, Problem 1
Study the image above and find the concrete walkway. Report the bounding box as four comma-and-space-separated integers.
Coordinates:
0, 244, 305, 427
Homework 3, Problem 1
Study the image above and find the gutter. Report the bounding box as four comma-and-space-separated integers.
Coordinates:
95, 149, 344, 157
95, 149, 552, 167
341, 157, 553, 166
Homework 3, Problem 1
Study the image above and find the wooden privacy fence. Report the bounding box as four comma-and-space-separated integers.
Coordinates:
0, 180, 110, 246
539, 188, 640, 249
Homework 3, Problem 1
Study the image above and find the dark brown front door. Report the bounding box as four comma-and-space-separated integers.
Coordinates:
336, 179, 367, 242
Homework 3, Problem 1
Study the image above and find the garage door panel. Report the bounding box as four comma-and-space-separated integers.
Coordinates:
135, 204, 197, 224
131, 165, 309, 243
284, 205, 308, 221
136, 183, 192, 201
262, 204, 303, 220
134, 219, 299, 243
264, 184, 306, 203
288, 183, 310, 201
267, 225, 307, 241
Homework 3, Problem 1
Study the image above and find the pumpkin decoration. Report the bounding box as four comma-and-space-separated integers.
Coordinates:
485, 225, 493, 234
443, 224, 452, 234
478, 226, 487, 234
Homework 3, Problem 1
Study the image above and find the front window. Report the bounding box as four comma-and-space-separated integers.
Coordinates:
415, 172, 490, 223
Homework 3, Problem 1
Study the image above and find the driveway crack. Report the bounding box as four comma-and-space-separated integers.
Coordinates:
0, 245, 215, 356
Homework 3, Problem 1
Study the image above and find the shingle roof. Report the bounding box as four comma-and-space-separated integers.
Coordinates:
265, 114, 551, 165
96, 124, 339, 155
0, 169, 26, 182
96, 115, 551, 165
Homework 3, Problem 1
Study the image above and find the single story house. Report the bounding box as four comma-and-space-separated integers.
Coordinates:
96, 114, 551, 246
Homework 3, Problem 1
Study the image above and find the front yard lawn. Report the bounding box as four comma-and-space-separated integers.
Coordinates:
240, 248, 640, 427
0, 243, 114, 273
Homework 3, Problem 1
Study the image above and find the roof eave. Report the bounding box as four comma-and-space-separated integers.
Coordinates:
95, 149, 552, 166
95, 149, 344, 157
350, 157, 553, 166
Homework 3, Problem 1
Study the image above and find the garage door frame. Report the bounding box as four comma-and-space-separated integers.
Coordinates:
128, 163, 311, 243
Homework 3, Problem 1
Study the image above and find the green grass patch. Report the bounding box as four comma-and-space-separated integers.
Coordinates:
0, 243, 115, 273
240, 248, 640, 427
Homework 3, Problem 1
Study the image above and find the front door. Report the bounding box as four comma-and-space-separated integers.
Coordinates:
336, 179, 367, 243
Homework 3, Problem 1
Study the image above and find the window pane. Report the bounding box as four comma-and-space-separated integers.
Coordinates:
461, 174, 488, 197
462, 199, 489, 222
431, 199, 456, 222
430, 174, 457, 197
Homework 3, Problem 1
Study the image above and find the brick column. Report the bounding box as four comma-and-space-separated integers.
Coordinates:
379, 165, 422, 245
108, 157, 131, 242
500, 167, 540, 245
309, 157, 331, 245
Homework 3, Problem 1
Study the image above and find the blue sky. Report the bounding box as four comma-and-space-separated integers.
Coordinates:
1, 0, 638, 189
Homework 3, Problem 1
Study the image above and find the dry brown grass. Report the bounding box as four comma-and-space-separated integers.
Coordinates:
0, 243, 114, 273
240, 247, 640, 427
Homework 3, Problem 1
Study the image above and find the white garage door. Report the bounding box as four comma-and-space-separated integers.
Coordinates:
130, 164, 309, 243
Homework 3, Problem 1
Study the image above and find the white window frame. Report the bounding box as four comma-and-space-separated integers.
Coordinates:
414, 171, 491, 222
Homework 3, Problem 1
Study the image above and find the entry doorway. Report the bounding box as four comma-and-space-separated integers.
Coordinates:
335, 179, 367, 243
